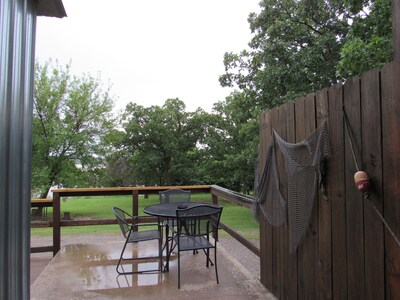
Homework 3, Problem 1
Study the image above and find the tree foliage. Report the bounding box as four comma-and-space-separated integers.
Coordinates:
214, 0, 392, 193
220, 0, 350, 110
202, 92, 259, 193
121, 99, 208, 186
337, 0, 392, 77
220, 0, 392, 110
32, 60, 115, 196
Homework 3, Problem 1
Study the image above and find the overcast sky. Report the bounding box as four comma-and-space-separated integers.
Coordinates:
35, 0, 260, 113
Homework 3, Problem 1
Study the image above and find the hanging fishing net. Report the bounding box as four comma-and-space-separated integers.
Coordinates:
254, 121, 331, 253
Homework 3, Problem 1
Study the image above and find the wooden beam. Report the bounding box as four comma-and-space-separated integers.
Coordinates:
219, 222, 260, 257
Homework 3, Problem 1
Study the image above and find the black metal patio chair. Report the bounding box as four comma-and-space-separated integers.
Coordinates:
159, 188, 191, 204
174, 204, 223, 289
159, 189, 192, 250
112, 207, 162, 275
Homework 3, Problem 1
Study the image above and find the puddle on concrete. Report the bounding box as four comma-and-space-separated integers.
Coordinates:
80, 263, 163, 290
60, 242, 164, 290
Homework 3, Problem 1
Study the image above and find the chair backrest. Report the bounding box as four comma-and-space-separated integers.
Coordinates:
112, 207, 132, 238
176, 204, 223, 237
159, 189, 191, 204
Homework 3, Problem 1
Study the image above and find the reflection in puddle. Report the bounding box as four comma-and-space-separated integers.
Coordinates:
80, 263, 163, 290
117, 263, 163, 287
63, 241, 164, 290
61, 244, 114, 261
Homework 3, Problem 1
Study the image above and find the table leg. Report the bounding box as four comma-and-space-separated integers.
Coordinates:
164, 221, 170, 272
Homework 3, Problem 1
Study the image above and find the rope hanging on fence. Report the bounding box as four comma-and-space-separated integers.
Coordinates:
342, 106, 400, 249
254, 121, 331, 254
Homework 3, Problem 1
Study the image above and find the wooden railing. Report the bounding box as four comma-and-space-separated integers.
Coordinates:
30, 185, 259, 258
210, 185, 259, 256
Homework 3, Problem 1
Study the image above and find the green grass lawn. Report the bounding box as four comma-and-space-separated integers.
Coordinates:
31, 193, 259, 240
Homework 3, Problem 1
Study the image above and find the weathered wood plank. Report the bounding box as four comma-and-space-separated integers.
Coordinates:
210, 185, 254, 208
381, 60, 400, 299
285, 101, 298, 300
53, 192, 61, 256
218, 222, 260, 257
298, 93, 318, 299
361, 68, 385, 300
294, 96, 309, 300
316, 88, 332, 299
271, 107, 280, 295
259, 109, 274, 289
31, 198, 53, 207
52, 185, 212, 196
343, 75, 365, 300
306, 93, 318, 300
328, 83, 347, 299
30, 246, 53, 253
276, 105, 288, 299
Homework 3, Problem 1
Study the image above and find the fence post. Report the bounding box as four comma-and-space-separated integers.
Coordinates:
53, 192, 61, 256
132, 190, 139, 231
212, 193, 218, 205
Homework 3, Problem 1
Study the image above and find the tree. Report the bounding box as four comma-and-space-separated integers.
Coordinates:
220, 0, 350, 110
122, 99, 207, 186
32, 60, 115, 196
200, 91, 259, 193
337, 0, 392, 77
101, 129, 137, 187
214, 0, 392, 195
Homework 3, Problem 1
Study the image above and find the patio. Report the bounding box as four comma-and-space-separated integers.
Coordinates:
31, 235, 274, 299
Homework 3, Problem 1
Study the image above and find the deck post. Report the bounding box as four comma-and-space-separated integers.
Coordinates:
132, 190, 139, 231
53, 192, 61, 255
212, 193, 218, 205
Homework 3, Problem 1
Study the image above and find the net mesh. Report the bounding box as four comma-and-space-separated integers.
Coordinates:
254, 121, 330, 253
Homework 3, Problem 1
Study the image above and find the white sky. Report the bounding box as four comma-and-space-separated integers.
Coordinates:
35, 0, 260, 113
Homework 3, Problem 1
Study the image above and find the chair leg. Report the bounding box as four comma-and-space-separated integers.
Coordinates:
206, 248, 209, 267
214, 247, 219, 284
158, 237, 163, 272
116, 239, 129, 275
117, 238, 162, 275
203, 248, 213, 266
177, 250, 181, 289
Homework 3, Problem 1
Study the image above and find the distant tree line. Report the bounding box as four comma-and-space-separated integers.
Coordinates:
32, 0, 391, 197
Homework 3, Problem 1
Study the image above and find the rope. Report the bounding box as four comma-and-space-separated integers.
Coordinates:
342, 106, 360, 171
364, 192, 400, 248
342, 106, 400, 249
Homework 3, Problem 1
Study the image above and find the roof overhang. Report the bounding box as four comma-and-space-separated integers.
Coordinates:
37, 0, 67, 18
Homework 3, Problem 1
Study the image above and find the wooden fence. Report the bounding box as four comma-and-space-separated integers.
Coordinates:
258, 60, 400, 299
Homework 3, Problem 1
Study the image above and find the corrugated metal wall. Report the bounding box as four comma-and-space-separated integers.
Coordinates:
0, 0, 36, 299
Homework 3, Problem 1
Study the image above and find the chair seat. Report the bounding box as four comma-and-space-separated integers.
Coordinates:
176, 235, 214, 251
128, 230, 161, 243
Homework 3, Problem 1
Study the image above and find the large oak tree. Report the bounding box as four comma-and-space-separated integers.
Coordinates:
121, 98, 207, 186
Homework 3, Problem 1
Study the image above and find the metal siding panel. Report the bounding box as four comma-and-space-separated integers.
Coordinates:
0, 0, 36, 299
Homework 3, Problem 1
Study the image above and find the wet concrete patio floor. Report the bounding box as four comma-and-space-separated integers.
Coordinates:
31, 240, 275, 299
